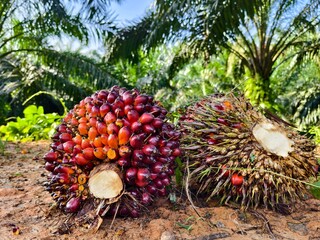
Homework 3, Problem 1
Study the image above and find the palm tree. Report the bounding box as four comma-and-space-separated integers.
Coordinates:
109, 0, 320, 109
0, 0, 122, 124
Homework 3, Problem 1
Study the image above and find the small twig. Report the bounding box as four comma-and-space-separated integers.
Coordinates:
249, 210, 276, 240
185, 157, 216, 228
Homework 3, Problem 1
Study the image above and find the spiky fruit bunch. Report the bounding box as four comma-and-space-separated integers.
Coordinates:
43, 86, 181, 221
179, 94, 318, 210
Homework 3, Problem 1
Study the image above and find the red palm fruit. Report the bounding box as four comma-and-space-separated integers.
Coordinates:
97, 121, 108, 134
135, 178, 149, 187
134, 94, 148, 105
59, 133, 72, 143
44, 151, 58, 162
107, 148, 118, 160
117, 157, 130, 167
100, 133, 109, 145
58, 124, 67, 133
112, 99, 124, 110
154, 178, 163, 188
45, 162, 55, 172
118, 145, 132, 158
99, 103, 110, 117
78, 123, 88, 135
97, 90, 108, 100
107, 123, 120, 134
73, 134, 82, 145
139, 112, 154, 124
137, 168, 150, 182
118, 126, 131, 145
158, 139, 167, 147
148, 135, 160, 146
63, 141, 75, 153
70, 117, 78, 126
54, 165, 75, 175
73, 144, 82, 154
81, 138, 91, 149
82, 147, 95, 160
127, 109, 139, 123
207, 138, 218, 145
131, 121, 142, 133
122, 118, 131, 127
130, 134, 143, 149
108, 134, 119, 149
157, 157, 169, 163
143, 156, 156, 165
134, 103, 145, 113
146, 184, 157, 195
159, 147, 172, 157
124, 104, 133, 115
107, 92, 117, 103
152, 162, 164, 173
75, 153, 90, 165
143, 124, 155, 134
132, 149, 144, 161
56, 173, 71, 184
115, 107, 125, 118
93, 147, 107, 160
88, 126, 98, 140
152, 118, 164, 128
161, 176, 170, 186
142, 144, 158, 156
69, 184, 79, 192
150, 105, 161, 116
89, 117, 97, 127
84, 96, 93, 104
93, 136, 103, 148
104, 112, 116, 123
122, 91, 134, 105
65, 197, 81, 213
125, 167, 138, 184
232, 123, 243, 129
172, 148, 182, 157
217, 117, 229, 126
158, 188, 167, 197
89, 105, 100, 118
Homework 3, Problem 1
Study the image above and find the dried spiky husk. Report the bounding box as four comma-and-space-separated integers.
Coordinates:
179, 93, 318, 210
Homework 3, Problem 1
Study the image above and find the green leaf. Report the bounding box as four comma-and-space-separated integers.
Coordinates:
310, 181, 320, 199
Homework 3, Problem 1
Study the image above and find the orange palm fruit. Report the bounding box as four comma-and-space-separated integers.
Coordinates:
118, 126, 131, 145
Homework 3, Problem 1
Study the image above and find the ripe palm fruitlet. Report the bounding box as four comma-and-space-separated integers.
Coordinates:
179, 94, 318, 211
43, 86, 181, 228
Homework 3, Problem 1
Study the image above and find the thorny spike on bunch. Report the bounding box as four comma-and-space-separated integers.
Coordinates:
43, 86, 181, 231
179, 93, 318, 211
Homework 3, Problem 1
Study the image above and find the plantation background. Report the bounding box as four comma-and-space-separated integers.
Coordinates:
0, 0, 319, 202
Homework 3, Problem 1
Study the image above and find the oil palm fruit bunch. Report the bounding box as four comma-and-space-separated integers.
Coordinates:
179, 93, 318, 211
43, 86, 181, 226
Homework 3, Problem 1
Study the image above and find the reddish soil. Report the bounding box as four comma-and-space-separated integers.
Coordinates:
0, 140, 320, 240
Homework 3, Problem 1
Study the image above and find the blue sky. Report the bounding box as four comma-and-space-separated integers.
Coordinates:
110, 0, 153, 26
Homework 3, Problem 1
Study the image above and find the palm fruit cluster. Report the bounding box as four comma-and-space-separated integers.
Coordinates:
43, 86, 181, 220
179, 93, 318, 210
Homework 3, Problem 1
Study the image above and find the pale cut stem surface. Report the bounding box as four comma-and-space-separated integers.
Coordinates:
89, 169, 123, 199
252, 121, 294, 157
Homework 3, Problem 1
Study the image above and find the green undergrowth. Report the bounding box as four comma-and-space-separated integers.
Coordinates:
0, 105, 62, 142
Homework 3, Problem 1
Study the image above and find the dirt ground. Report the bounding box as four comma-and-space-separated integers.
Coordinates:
0, 140, 320, 240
